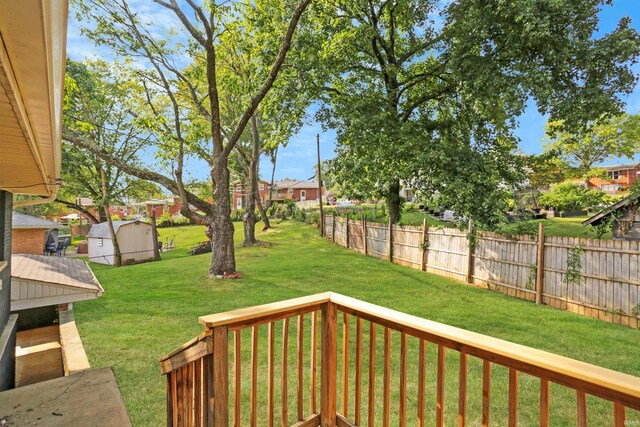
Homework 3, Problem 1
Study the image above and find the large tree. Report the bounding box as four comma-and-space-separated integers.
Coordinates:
544, 114, 640, 173
317, 0, 639, 224
67, 0, 312, 277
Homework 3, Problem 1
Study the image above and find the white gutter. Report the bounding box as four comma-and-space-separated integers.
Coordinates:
13, 193, 57, 208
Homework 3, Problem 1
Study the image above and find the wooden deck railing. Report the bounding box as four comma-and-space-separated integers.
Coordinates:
160, 292, 640, 427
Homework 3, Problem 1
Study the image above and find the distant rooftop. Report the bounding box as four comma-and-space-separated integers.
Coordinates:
274, 180, 319, 189
599, 162, 640, 171
12, 212, 61, 230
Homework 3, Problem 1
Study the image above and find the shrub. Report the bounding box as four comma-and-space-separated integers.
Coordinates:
538, 183, 605, 212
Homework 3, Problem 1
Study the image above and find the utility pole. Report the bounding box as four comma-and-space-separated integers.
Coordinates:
316, 133, 324, 237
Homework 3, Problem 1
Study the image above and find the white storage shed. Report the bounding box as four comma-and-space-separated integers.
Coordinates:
86, 221, 155, 265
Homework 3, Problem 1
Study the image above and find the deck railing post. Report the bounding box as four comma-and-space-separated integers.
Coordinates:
320, 302, 337, 427
536, 222, 546, 305
212, 326, 229, 427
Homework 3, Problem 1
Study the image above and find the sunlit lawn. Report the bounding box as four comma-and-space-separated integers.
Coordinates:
75, 221, 638, 426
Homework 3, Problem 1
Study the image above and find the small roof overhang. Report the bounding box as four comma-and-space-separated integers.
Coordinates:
0, 0, 68, 196
11, 254, 103, 311
582, 192, 640, 227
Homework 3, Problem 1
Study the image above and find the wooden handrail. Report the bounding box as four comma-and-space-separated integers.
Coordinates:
162, 292, 640, 427
198, 292, 332, 329
329, 293, 640, 410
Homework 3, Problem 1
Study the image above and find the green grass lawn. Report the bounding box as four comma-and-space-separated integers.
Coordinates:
75, 221, 638, 426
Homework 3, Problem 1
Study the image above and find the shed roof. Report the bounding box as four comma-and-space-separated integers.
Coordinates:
582, 192, 640, 227
86, 220, 147, 239
11, 254, 103, 293
12, 212, 62, 230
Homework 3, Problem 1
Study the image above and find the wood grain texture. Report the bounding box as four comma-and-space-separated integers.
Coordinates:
436, 345, 445, 427
282, 317, 290, 427
342, 313, 349, 417
508, 368, 517, 427
482, 360, 491, 427
368, 322, 376, 427
297, 315, 305, 421
540, 379, 549, 427
383, 327, 391, 427
355, 317, 363, 426
399, 332, 407, 427
458, 352, 467, 427
320, 303, 337, 427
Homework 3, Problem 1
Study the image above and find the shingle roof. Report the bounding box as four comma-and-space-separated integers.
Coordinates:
11, 254, 103, 292
86, 220, 143, 239
600, 162, 640, 171
12, 212, 62, 230
274, 180, 319, 189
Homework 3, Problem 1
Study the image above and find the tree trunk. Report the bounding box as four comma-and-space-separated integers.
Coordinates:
250, 115, 271, 230
242, 173, 257, 245
268, 145, 278, 207
100, 165, 122, 267
209, 161, 236, 277
388, 179, 402, 224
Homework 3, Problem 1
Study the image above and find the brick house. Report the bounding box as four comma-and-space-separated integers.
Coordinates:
585, 162, 640, 194
232, 180, 271, 210
11, 213, 62, 255
272, 180, 325, 203
74, 197, 132, 221
132, 197, 184, 218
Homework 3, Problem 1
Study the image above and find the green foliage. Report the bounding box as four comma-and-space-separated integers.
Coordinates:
317, 0, 639, 227
564, 245, 585, 286
545, 114, 640, 172
526, 264, 537, 291
538, 183, 605, 212
632, 304, 640, 318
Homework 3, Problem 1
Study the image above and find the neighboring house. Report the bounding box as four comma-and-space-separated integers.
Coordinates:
272, 180, 325, 203
132, 197, 183, 218
232, 180, 271, 210
11, 213, 62, 255
585, 162, 640, 194
75, 197, 132, 221
582, 192, 640, 240
87, 221, 156, 265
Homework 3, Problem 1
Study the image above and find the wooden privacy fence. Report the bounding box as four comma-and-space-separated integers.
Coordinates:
160, 293, 640, 426
323, 214, 640, 329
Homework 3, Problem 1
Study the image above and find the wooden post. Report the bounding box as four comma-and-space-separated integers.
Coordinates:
388, 217, 394, 263
421, 218, 428, 272
362, 215, 367, 255
212, 326, 229, 427
150, 209, 161, 260
320, 302, 337, 427
536, 222, 546, 305
316, 134, 325, 237
346, 214, 350, 249
332, 214, 336, 243
466, 219, 474, 284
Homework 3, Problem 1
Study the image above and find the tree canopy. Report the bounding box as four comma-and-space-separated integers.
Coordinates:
315, 0, 639, 226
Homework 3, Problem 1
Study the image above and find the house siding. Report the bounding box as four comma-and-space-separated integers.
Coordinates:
11, 229, 46, 255
232, 181, 270, 210
587, 166, 640, 192
0, 191, 16, 391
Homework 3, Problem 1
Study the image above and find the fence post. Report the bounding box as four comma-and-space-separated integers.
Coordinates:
466, 219, 475, 284
421, 217, 428, 271
332, 214, 336, 243
536, 222, 546, 304
346, 214, 350, 249
212, 326, 229, 427
362, 215, 367, 255
388, 217, 394, 263
320, 302, 337, 427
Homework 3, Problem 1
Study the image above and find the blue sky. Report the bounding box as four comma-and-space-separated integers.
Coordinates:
67, 1, 640, 182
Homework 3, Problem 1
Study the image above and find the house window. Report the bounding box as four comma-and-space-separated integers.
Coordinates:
601, 184, 621, 192
259, 183, 265, 190
287, 188, 294, 194
237, 198, 242, 209
98, 238, 103, 247
236, 186, 242, 191
611, 170, 620, 180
